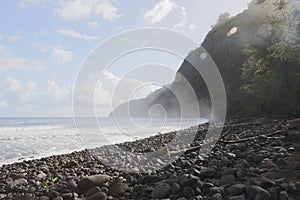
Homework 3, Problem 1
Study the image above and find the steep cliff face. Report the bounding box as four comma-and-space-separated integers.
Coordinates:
111, 2, 275, 119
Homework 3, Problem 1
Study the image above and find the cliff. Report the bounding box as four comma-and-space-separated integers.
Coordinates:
111, 1, 298, 119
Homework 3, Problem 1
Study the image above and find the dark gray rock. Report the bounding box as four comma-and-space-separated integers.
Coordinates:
151, 183, 171, 199
227, 184, 245, 195
109, 181, 129, 197
86, 186, 101, 198
171, 183, 181, 195
52, 197, 63, 200
286, 183, 298, 195
279, 191, 289, 200
38, 196, 49, 200
67, 179, 77, 191
296, 182, 300, 193
211, 193, 222, 200
209, 187, 224, 196
199, 167, 216, 179
246, 186, 270, 200
276, 158, 287, 166
61, 193, 73, 200
220, 175, 235, 186
86, 192, 107, 200
78, 175, 110, 193
183, 186, 195, 198
255, 190, 271, 200
64, 160, 78, 168
180, 175, 200, 187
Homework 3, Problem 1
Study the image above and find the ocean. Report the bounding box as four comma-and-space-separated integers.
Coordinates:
0, 117, 207, 166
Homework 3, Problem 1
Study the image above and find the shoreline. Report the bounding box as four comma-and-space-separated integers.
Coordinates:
0, 117, 299, 199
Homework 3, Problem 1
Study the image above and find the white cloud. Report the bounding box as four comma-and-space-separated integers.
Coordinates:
1, 77, 72, 108
0, 45, 44, 71
144, 0, 177, 24
5, 77, 37, 104
56, 0, 122, 21
174, 7, 197, 30
0, 35, 3, 40
88, 21, 99, 29
57, 29, 100, 41
0, 71, 161, 116
52, 46, 74, 65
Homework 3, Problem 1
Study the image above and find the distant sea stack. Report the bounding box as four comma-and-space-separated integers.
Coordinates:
111, 0, 300, 119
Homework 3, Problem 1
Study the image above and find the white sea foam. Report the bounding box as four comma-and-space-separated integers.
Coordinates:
0, 118, 207, 165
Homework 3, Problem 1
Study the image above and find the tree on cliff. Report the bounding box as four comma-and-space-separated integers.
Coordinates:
241, 0, 300, 115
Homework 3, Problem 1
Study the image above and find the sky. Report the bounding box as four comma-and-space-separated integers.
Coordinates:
0, 0, 251, 117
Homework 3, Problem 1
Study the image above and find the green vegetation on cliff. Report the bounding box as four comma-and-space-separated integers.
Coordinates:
241, 0, 300, 116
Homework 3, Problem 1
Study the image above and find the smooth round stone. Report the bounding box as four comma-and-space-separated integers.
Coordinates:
183, 186, 195, 198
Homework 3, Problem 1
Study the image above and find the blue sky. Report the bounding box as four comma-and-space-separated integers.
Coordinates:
0, 0, 251, 117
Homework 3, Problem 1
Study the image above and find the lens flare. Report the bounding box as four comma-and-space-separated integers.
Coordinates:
227, 27, 238, 37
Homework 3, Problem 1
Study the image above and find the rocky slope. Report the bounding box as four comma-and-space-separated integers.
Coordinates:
0, 117, 300, 199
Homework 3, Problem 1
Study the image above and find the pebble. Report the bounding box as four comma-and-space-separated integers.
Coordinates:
0, 118, 299, 200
